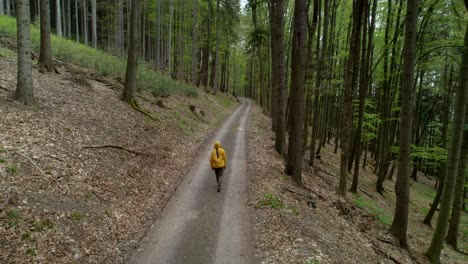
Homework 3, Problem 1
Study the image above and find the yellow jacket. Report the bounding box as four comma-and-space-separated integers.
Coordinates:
210, 141, 227, 169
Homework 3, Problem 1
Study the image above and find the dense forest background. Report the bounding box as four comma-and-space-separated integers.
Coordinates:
2, 0, 468, 263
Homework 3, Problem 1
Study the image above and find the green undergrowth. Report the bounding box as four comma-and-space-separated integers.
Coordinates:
0, 15, 197, 98
353, 193, 392, 226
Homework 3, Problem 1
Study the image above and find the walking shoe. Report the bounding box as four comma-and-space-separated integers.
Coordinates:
217, 185, 221, 192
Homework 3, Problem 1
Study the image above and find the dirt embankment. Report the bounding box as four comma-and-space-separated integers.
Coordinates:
0, 53, 238, 263
247, 104, 466, 264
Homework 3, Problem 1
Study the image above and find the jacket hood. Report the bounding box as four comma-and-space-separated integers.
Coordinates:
214, 141, 221, 149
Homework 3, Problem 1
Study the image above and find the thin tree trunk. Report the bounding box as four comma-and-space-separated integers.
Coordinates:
0, 0, 4, 15
389, 0, 417, 248
285, 0, 307, 187
91, 0, 96, 48
122, 0, 139, 104
75, 0, 79, 42
168, 0, 173, 77
56, 0, 62, 36
426, 3, 468, 262
39, 0, 55, 72
338, 0, 365, 197
15, 0, 34, 106
445, 124, 468, 249
191, 0, 197, 85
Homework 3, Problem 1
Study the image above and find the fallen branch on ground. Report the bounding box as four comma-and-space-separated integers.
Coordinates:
82, 145, 153, 156
14, 152, 47, 178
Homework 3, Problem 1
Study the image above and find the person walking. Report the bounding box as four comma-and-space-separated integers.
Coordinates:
210, 141, 227, 192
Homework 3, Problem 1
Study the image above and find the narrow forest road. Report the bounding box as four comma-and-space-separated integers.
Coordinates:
132, 99, 255, 264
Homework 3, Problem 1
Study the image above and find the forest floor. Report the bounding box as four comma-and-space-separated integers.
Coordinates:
0, 44, 239, 263
248, 104, 468, 264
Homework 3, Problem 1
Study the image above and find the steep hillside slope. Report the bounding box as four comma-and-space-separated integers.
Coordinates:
0, 44, 238, 263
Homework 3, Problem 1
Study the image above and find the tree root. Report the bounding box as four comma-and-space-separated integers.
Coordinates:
125, 96, 157, 121
82, 145, 153, 156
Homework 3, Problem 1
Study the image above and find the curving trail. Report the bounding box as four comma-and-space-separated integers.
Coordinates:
133, 99, 255, 264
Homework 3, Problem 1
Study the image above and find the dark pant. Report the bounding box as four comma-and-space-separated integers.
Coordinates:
214, 168, 224, 186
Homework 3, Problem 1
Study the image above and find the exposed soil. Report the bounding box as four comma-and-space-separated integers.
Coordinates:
247, 104, 466, 264
0, 53, 238, 263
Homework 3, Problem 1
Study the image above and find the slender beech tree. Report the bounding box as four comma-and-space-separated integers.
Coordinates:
122, 0, 140, 105
75, 0, 79, 42
338, 0, 365, 196
38, 0, 55, 72
426, 2, 468, 262
0, 0, 4, 14
446, 105, 468, 249
91, 0, 97, 48
191, 0, 197, 85
285, 0, 307, 186
15, 0, 34, 106
269, 0, 287, 156
213, 0, 221, 93
389, 0, 418, 248
56, 0, 62, 36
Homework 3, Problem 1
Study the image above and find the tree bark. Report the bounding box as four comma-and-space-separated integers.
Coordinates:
91, 0, 96, 48
122, 0, 139, 103
389, 0, 418, 248
75, 0, 79, 42
56, 0, 62, 36
39, 0, 55, 72
426, 3, 468, 262
15, 0, 35, 106
83, 0, 88, 45
285, 0, 307, 187
191, 0, 197, 85
338, 0, 365, 197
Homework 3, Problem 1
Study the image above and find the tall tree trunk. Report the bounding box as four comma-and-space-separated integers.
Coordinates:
91, 0, 96, 48
67, 0, 71, 37
285, 0, 307, 187
122, 0, 139, 104
0, 0, 4, 15
56, 0, 62, 36
389, 0, 417, 248
15, 0, 34, 106
168, 0, 173, 77
82, 0, 88, 45
156, 0, 161, 70
426, 3, 468, 262
445, 121, 468, 249
75, 0, 79, 42
424, 65, 454, 225
212, 0, 220, 93
39, 0, 55, 72
191, 0, 197, 85
351, 0, 375, 193
338, 0, 365, 196
269, 0, 287, 156
6, 0, 9, 15
302, 0, 319, 156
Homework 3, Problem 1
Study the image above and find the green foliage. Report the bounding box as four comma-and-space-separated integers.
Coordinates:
71, 211, 86, 222
31, 219, 54, 232
0, 44, 14, 58
6, 165, 17, 174
0, 15, 198, 98
305, 257, 320, 264
25, 248, 36, 255
0, 157, 5, 163
6, 210, 20, 229
353, 194, 392, 226
286, 205, 300, 216
259, 193, 284, 209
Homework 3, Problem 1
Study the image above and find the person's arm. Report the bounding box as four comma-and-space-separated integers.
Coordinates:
223, 150, 227, 168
